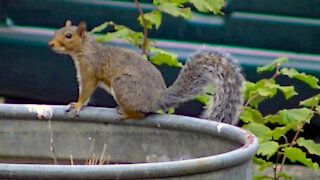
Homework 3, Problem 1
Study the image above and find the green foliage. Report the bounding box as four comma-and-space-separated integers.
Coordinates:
242, 58, 320, 179
240, 106, 263, 123
281, 68, 320, 89
279, 108, 313, 125
149, 47, 182, 67
138, 10, 162, 29
243, 123, 272, 143
157, 2, 192, 19
284, 147, 319, 172
91, 0, 224, 67
257, 141, 279, 159
253, 157, 273, 171
297, 137, 320, 156
189, 0, 224, 14
257, 57, 289, 73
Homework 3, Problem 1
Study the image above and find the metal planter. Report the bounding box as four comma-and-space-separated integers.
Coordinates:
0, 104, 258, 179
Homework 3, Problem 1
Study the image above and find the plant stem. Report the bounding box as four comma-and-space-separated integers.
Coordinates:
241, 64, 282, 114
134, 0, 148, 55
278, 97, 316, 176
48, 119, 58, 165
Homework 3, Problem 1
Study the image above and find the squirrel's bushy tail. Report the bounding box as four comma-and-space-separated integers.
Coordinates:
158, 50, 244, 124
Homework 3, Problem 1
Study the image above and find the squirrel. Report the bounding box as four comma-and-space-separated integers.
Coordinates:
48, 20, 245, 124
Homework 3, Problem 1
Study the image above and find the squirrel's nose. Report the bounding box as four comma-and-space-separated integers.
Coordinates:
48, 41, 55, 48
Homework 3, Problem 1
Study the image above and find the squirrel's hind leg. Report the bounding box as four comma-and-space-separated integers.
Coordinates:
116, 105, 145, 120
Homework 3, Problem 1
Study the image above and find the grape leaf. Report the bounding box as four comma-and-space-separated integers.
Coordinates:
246, 79, 278, 108
270, 126, 290, 140
297, 137, 320, 156
138, 10, 162, 29
149, 47, 182, 67
253, 175, 273, 180
279, 108, 313, 124
97, 25, 144, 46
277, 86, 297, 100
189, 0, 224, 14
264, 114, 285, 125
284, 147, 319, 172
316, 106, 320, 115
243, 123, 272, 143
89, 21, 112, 34
257, 57, 288, 73
300, 94, 320, 107
281, 68, 320, 89
253, 157, 273, 171
277, 173, 294, 180
257, 141, 279, 159
240, 106, 263, 123
157, 2, 191, 19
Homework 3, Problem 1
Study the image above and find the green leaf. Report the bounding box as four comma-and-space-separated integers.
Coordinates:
253, 157, 273, 171
297, 137, 320, 156
149, 47, 182, 67
89, 21, 112, 34
257, 141, 279, 159
97, 25, 145, 47
243, 123, 272, 143
189, 0, 224, 14
157, 2, 191, 19
277, 173, 294, 180
240, 106, 263, 123
138, 10, 162, 29
153, 0, 188, 6
279, 108, 313, 124
245, 79, 278, 108
277, 86, 297, 100
264, 114, 285, 125
257, 57, 289, 73
300, 94, 320, 107
281, 68, 320, 89
284, 147, 319, 172
270, 126, 290, 140
195, 94, 211, 105
253, 175, 273, 180
316, 106, 320, 115
244, 81, 256, 101
168, 108, 175, 114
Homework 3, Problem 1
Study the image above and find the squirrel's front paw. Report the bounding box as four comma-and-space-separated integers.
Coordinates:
66, 102, 83, 118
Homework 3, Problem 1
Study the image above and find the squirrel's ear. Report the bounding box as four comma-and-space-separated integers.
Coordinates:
65, 20, 72, 27
77, 21, 86, 38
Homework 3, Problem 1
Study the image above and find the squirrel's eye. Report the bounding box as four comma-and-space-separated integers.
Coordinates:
65, 33, 72, 39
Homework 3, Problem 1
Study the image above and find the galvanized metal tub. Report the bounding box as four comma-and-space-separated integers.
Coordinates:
0, 104, 258, 179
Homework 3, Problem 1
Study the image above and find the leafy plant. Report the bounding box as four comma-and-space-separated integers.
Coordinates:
241, 58, 320, 180
90, 0, 224, 67
90, 0, 320, 179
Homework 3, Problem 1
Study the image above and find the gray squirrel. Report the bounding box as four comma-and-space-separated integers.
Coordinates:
48, 20, 244, 124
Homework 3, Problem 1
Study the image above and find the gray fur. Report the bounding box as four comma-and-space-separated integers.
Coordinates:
159, 50, 244, 124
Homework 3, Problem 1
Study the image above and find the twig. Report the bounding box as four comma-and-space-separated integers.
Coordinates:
70, 155, 74, 165
278, 97, 317, 177
48, 119, 58, 165
270, 63, 281, 80
85, 137, 95, 165
134, 0, 148, 54
99, 143, 107, 165
241, 63, 282, 114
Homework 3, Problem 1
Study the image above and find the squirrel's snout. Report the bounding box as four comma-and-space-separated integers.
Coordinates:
48, 41, 55, 48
